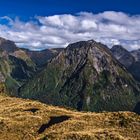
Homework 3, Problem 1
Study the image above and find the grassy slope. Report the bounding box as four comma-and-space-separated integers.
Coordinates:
0, 52, 36, 95
0, 95, 139, 140
12, 50, 36, 68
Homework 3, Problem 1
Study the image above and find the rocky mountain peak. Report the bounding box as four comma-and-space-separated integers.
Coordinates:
111, 45, 129, 59
0, 37, 18, 53
0, 37, 6, 43
66, 40, 104, 50
111, 45, 135, 68
20, 40, 140, 112
110, 45, 140, 82
52, 41, 118, 74
131, 49, 140, 62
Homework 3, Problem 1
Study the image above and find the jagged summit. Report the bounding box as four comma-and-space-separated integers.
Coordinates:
111, 45, 131, 59
67, 40, 107, 50
131, 49, 140, 61
111, 45, 140, 82
111, 45, 135, 68
66, 41, 91, 50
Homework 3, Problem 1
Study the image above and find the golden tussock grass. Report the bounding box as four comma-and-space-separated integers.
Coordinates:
0, 95, 139, 140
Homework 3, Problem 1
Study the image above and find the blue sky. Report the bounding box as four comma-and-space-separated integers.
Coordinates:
0, 0, 140, 50
0, 0, 140, 19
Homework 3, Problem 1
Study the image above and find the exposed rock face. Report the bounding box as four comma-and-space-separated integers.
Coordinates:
131, 49, 140, 61
111, 45, 140, 82
111, 45, 135, 68
0, 37, 18, 53
20, 40, 140, 112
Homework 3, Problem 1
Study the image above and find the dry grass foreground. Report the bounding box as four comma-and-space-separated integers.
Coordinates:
0, 95, 139, 140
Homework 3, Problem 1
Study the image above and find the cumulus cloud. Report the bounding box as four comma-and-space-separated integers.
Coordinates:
0, 11, 140, 50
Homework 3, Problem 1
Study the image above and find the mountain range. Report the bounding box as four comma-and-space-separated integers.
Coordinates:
0, 37, 139, 139
0, 37, 140, 114
19, 40, 140, 113
0, 37, 62, 95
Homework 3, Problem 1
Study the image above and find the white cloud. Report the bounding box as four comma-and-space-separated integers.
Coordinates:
0, 11, 140, 50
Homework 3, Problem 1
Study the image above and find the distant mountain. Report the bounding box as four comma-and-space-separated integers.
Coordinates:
111, 45, 135, 68
111, 45, 140, 82
131, 49, 140, 61
22, 48, 63, 67
19, 40, 140, 112
0, 37, 17, 52
129, 49, 140, 81
0, 37, 62, 95
0, 37, 36, 94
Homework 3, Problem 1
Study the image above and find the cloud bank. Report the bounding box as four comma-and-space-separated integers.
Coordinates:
0, 11, 140, 50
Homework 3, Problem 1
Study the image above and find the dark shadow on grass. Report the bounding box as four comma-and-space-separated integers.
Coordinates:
38, 115, 70, 134
24, 108, 39, 113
